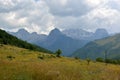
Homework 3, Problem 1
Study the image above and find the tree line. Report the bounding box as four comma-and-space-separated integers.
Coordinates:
0, 29, 52, 53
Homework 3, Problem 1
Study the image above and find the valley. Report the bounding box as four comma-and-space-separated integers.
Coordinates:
0, 0, 120, 80
9, 28, 109, 56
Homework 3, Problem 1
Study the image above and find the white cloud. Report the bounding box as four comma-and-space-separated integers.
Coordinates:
107, 0, 120, 11
0, 0, 120, 34
79, 7, 120, 33
86, 0, 108, 7
45, 0, 92, 17
0, 0, 55, 34
51, 0, 120, 33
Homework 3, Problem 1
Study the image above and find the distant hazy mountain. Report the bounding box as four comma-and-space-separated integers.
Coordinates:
92, 28, 109, 40
63, 28, 109, 41
9, 29, 47, 45
39, 28, 89, 56
0, 29, 52, 53
9, 28, 89, 56
10, 28, 109, 56
72, 33, 120, 60
63, 29, 93, 40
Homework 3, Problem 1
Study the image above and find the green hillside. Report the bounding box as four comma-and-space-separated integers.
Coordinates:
0, 45, 120, 80
72, 33, 120, 60
0, 29, 52, 53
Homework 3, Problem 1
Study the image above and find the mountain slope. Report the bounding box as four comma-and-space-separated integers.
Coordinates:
72, 33, 120, 60
39, 28, 89, 56
0, 44, 120, 80
0, 29, 52, 53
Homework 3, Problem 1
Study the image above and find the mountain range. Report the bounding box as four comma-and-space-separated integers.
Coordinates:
63, 28, 109, 41
9, 28, 109, 56
72, 33, 120, 60
10, 29, 47, 44
0, 29, 52, 53
38, 28, 88, 56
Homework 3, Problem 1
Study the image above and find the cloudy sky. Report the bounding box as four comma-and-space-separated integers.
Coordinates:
0, 0, 120, 34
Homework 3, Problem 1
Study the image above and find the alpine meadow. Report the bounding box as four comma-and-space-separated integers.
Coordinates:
0, 0, 120, 80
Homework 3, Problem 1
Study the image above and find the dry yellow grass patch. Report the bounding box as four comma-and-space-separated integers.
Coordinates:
0, 45, 120, 80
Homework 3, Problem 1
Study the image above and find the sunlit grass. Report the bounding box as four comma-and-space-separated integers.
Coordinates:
0, 45, 120, 80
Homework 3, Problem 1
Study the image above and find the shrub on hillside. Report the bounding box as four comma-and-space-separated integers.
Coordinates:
96, 57, 104, 62
55, 49, 62, 57
74, 57, 79, 60
38, 54, 44, 60
7, 55, 15, 60
86, 58, 91, 65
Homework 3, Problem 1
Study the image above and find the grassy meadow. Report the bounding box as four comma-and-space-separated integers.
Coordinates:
0, 45, 120, 80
